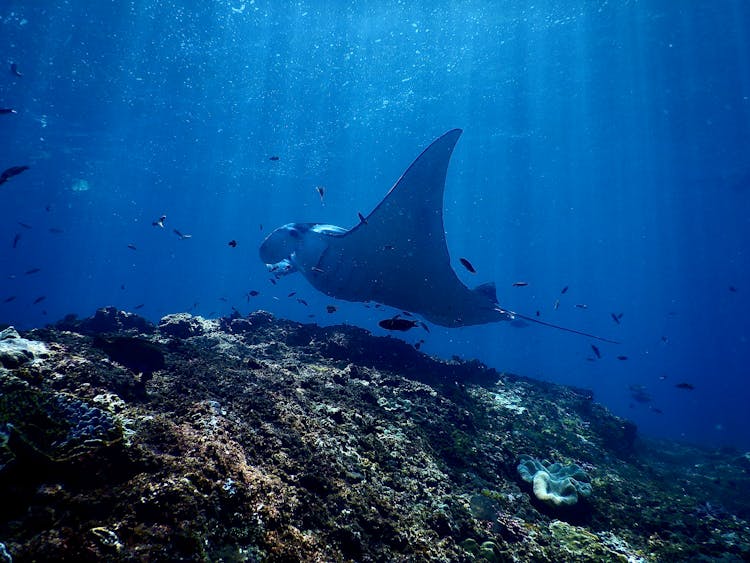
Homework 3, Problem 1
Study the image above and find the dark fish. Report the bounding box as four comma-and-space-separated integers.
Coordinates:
591, 344, 601, 359
45, 204, 51, 212
661, 336, 668, 343
33, 296, 46, 305
248, 290, 260, 298
120, 284, 125, 290
288, 291, 297, 297
269, 155, 280, 161
18, 222, 32, 229
512, 281, 528, 287
10, 62, 22, 77
379, 316, 420, 332
25, 268, 40, 275
173, 229, 191, 240
675, 382, 695, 391
401, 311, 413, 317
269, 278, 277, 285
259, 224, 263, 231
561, 286, 569, 294
316, 186, 325, 201
134, 303, 145, 309
379, 315, 429, 332
358, 212, 367, 224
0, 165, 30, 185
228, 239, 237, 248
535, 311, 540, 317
127, 244, 137, 251
219, 297, 228, 302
729, 286, 738, 293
617, 355, 628, 361
3, 296, 16, 303
326, 305, 337, 313
459, 257, 476, 273
297, 298, 308, 306
0, 108, 17, 115
152, 215, 166, 228
49, 227, 64, 234
12, 233, 21, 248
611, 313, 620, 324
650, 407, 663, 414
575, 304, 588, 309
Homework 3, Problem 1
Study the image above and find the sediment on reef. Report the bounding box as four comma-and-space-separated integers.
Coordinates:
1, 307, 748, 562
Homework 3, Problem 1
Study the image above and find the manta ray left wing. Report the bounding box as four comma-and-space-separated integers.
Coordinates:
299, 129, 504, 326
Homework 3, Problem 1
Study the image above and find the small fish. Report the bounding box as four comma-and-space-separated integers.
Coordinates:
358, 212, 367, 225
0, 165, 30, 185
134, 303, 145, 309
459, 257, 476, 273
152, 215, 166, 228
297, 298, 308, 306
401, 311, 413, 317
49, 227, 64, 234
0, 108, 18, 115
617, 355, 628, 361
259, 223, 263, 231
535, 311, 540, 317
18, 222, 32, 229
219, 297, 228, 302
561, 286, 569, 294
675, 382, 695, 391
228, 239, 237, 248
650, 407, 663, 414
729, 286, 738, 293
25, 268, 41, 275
554, 299, 560, 310
45, 204, 51, 212
383, 244, 395, 251
311, 266, 324, 273
661, 336, 669, 344
575, 303, 588, 309
288, 291, 297, 297
12, 233, 21, 248
316, 185, 325, 201
269, 278, 277, 285
379, 316, 419, 331
512, 281, 528, 287
3, 296, 16, 303
611, 313, 620, 324
120, 284, 126, 290
127, 244, 137, 251
269, 155, 280, 161
33, 296, 46, 305
173, 229, 192, 240
659, 374, 667, 380
326, 305, 337, 313
591, 344, 601, 359
10, 62, 22, 77
248, 290, 260, 298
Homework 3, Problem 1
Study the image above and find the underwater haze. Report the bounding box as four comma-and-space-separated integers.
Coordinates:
1, 2, 749, 450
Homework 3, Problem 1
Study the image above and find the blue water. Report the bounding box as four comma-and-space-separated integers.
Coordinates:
2, 2, 749, 450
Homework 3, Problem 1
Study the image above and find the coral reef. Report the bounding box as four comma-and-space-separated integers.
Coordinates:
0, 308, 748, 561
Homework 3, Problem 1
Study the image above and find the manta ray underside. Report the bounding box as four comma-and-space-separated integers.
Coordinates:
259, 129, 616, 343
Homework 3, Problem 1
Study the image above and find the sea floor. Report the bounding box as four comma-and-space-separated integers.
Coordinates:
1, 307, 748, 562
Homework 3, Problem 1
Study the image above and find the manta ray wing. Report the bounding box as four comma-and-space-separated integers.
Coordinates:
308, 129, 502, 326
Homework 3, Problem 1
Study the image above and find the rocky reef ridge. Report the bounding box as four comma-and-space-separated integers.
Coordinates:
1, 307, 749, 561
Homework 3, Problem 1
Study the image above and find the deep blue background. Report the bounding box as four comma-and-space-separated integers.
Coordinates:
2, 2, 749, 449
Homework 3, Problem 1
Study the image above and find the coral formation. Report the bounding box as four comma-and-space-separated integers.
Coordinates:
0, 308, 748, 561
517, 454, 592, 507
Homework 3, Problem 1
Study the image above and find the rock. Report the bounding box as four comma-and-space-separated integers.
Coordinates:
0, 327, 49, 369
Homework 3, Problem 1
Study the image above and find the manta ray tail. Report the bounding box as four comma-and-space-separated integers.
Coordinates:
495, 307, 620, 344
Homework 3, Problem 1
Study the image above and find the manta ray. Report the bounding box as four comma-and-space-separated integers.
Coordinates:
260, 129, 616, 343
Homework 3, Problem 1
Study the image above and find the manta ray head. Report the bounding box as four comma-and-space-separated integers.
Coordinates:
259, 222, 347, 277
